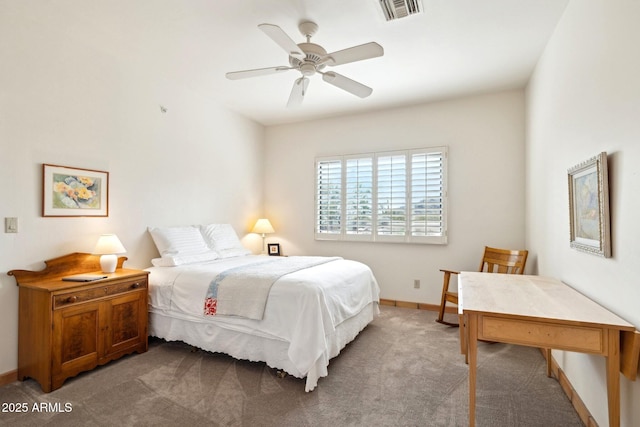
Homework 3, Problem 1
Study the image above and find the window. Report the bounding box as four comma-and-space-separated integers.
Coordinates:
315, 146, 447, 244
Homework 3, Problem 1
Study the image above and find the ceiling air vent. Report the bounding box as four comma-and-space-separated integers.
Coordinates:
379, 0, 422, 21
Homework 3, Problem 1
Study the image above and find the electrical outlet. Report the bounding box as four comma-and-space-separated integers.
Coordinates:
414, 279, 420, 289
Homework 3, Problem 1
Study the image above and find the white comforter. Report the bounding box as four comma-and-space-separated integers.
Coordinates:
146, 255, 380, 390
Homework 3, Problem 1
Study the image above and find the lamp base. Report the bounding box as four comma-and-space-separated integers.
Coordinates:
100, 254, 117, 273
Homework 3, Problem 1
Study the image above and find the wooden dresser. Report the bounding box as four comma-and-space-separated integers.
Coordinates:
9, 252, 149, 392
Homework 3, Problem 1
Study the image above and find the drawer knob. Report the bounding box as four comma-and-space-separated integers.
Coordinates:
131, 282, 140, 289
67, 295, 77, 303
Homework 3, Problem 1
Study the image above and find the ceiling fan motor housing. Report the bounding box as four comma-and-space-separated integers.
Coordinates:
290, 42, 327, 75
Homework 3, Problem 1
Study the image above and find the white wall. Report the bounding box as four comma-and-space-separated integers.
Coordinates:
264, 90, 526, 305
526, 1, 640, 425
0, 5, 264, 375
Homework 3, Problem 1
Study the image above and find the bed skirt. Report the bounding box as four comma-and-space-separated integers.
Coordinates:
148, 301, 379, 391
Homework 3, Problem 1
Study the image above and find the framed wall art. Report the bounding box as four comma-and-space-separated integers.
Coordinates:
567, 152, 611, 257
268, 243, 281, 256
42, 164, 109, 217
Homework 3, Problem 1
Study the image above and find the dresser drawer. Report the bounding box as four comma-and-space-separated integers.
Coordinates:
54, 278, 147, 309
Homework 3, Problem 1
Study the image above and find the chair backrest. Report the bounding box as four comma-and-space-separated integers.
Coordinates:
478, 246, 528, 275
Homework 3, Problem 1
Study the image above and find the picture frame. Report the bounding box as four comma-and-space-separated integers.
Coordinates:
567, 152, 611, 257
268, 243, 281, 256
42, 164, 109, 217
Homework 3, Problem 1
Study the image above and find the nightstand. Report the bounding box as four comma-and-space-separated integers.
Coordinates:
9, 252, 149, 392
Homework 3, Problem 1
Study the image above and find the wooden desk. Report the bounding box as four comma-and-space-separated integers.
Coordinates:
459, 272, 635, 427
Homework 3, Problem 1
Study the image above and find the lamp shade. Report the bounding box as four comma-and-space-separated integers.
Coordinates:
93, 234, 126, 273
93, 234, 126, 255
252, 218, 275, 235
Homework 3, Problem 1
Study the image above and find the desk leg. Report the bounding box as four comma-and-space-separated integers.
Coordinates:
468, 313, 478, 427
545, 348, 552, 378
606, 330, 621, 427
459, 314, 467, 357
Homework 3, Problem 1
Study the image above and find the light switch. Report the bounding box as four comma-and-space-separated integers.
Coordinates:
5, 217, 18, 233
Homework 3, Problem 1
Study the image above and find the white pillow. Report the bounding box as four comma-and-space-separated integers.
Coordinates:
200, 224, 251, 258
151, 252, 219, 267
148, 225, 212, 257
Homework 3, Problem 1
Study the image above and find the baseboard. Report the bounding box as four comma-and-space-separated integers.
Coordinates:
0, 369, 17, 387
379, 298, 456, 313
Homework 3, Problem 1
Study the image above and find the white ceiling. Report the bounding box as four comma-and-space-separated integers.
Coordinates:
28, 0, 569, 126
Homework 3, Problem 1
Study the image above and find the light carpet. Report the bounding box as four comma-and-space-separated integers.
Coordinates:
0, 306, 583, 426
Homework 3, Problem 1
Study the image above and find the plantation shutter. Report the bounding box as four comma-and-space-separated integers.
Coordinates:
315, 158, 342, 239
377, 153, 407, 241
409, 149, 446, 243
345, 156, 374, 239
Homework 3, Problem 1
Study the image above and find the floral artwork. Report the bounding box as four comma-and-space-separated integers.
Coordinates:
43, 164, 109, 217
52, 174, 101, 209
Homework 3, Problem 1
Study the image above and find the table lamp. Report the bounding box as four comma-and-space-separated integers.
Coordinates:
93, 234, 126, 273
252, 218, 274, 254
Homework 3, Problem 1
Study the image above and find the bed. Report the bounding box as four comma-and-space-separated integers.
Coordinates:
145, 224, 380, 391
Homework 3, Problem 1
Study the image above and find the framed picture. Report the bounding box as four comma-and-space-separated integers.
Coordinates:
42, 164, 109, 217
268, 243, 281, 256
567, 152, 611, 257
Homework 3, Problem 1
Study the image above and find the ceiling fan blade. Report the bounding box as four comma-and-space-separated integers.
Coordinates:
322, 72, 373, 98
225, 66, 292, 80
258, 24, 305, 59
327, 42, 384, 66
287, 77, 309, 108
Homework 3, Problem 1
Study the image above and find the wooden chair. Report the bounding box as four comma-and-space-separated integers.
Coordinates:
436, 246, 528, 326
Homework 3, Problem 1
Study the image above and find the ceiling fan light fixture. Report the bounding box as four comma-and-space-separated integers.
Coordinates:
300, 63, 316, 76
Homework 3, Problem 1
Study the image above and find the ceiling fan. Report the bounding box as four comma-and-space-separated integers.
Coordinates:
225, 21, 384, 107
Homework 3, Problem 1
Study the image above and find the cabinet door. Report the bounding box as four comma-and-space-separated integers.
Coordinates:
52, 301, 102, 388
103, 290, 147, 359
